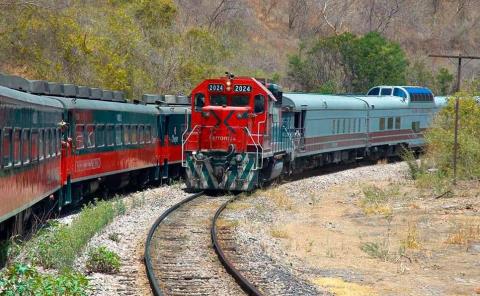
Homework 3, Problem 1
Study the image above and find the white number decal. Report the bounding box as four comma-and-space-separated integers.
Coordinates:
234, 85, 252, 92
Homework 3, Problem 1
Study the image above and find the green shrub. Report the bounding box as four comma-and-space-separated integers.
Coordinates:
29, 199, 125, 270
86, 246, 120, 274
360, 242, 389, 261
424, 94, 480, 181
0, 263, 89, 295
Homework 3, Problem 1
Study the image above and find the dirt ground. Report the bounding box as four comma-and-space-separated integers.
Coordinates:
234, 176, 480, 296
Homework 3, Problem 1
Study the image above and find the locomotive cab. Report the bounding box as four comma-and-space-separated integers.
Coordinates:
183, 75, 290, 191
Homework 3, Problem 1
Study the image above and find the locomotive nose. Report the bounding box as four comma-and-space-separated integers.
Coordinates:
199, 106, 250, 152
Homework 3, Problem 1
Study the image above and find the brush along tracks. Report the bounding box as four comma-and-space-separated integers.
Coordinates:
145, 193, 258, 296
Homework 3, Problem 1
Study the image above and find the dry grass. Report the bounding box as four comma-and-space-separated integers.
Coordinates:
226, 201, 252, 211
262, 188, 294, 210
401, 222, 422, 249
216, 218, 239, 229
446, 220, 480, 245
270, 227, 289, 239
311, 277, 376, 296
360, 185, 395, 216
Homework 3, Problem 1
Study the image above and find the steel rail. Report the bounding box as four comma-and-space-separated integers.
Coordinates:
144, 191, 204, 296
211, 197, 264, 296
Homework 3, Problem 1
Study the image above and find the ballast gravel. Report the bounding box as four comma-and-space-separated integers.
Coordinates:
74, 184, 190, 296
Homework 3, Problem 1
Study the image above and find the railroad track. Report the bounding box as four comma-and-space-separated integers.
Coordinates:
144, 192, 262, 296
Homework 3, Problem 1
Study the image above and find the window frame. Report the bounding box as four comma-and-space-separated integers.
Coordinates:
106, 124, 115, 147
379, 118, 386, 131
75, 124, 85, 150
1, 127, 13, 169
21, 129, 31, 165
86, 124, 96, 149
13, 128, 21, 167
381, 88, 393, 96
96, 124, 105, 148
387, 117, 394, 130
395, 117, 401, 129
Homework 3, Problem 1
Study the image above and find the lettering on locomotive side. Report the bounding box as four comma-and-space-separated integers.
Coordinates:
211, 135, 235, 142
75, 158, 101, 172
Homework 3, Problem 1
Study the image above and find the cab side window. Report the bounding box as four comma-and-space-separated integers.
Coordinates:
381, 88, 392, 96
194, 93, 205, 111
393, 88, 407, 98
76, 125, 85, 149
254, 95, 265, 113
367, 87, 380, 95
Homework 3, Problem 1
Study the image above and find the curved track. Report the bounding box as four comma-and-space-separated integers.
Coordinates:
145, 192, 260, 296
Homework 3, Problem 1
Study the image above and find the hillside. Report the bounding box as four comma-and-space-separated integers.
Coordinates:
0, 0, 479, 96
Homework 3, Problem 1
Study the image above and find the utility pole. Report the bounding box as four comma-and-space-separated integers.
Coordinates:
428, 54, 480, 185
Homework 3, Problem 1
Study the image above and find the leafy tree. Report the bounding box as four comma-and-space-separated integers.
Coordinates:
435, 67, 454, 95
407, 61, 434, 89
288, 32, 407, 93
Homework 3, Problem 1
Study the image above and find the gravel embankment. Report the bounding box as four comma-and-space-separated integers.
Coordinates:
74, 185, 190, 296
220, 162, 408, 295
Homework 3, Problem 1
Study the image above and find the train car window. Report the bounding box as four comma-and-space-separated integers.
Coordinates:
13, 129, 21, 166
367, 87, 380, 95
45, 129, 51, 158
76, 125, 85, 149
358, 119, 362, 132
347, 119, 351, 133
336, 120, 340, 134
57, 128, 62, 156
49, 129, 55, 158
39, 130, 44, 160
381, 88, 392, 96
123, 125, 130, 145
2, 128, 12, 168
395, 117, 401, 129
231, 95, 249, 107
353, 119, 357, 133
31, 129, 39, 162
254, 95, 265, 113
106, 125, 115, 146
86, 125, 96, 148
115, 125, 122, 146
342, 119, 346, 134
22, 129, 30, 164
393, 88, 407, 98
96, 125, 105, 147
412, 121, 421, 133
146, 126, 152, 144
379, 118, 385, 131
211, 94, 227, 106
387, 117, 394, 130
332, 120, 336, 134
194, 93, 205, 111
131, 125, 138, 144
139, 125, 145, 144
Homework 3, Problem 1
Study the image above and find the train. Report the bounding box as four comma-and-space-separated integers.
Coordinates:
0, 74, 190, 237
182, 75, 447, 191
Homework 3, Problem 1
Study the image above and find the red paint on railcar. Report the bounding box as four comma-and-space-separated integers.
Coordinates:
0, 158, 61, 222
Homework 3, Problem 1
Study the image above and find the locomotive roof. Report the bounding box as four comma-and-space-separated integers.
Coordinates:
0, 85, 64, 109
49, 96, 159, 114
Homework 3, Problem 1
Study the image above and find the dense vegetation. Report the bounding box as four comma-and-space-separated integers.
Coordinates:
1, 0, 478, 97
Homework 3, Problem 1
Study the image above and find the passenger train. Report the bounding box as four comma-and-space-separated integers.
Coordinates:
182, 75, 447, 191
0, 74, 189, 237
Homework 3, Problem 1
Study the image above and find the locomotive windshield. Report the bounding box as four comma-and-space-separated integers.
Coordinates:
209, 94, 250, 107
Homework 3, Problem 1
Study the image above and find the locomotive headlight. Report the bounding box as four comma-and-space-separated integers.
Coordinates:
226, 81, 231, 87
235, 154, 243, 162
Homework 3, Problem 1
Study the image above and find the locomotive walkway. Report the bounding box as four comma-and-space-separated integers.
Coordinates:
145, 193, 261, 296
